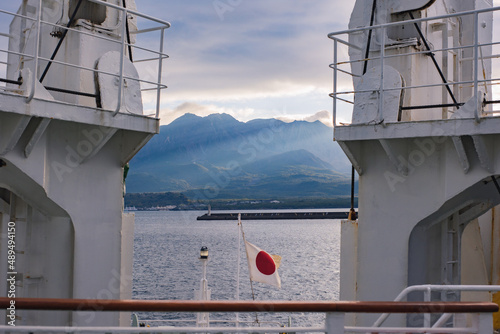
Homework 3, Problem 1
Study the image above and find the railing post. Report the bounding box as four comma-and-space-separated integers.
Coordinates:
424, 286, 431, 327
473, 11, 480, 123
113, 7, 128, 116
378, 26, 385, 125
325, 312, 345, 334
472, 312, 494, 334
333, 38, 338, 134
27, 0, 42, 103
155, 28, 165, 119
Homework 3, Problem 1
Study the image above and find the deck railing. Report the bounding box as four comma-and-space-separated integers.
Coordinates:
328, 5, 500, 128
0, 0, 170, 118
373, 284, 500, 328
0, 298, 497, 333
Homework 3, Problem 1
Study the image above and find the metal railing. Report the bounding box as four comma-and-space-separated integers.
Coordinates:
328, 5, 500, 128
373, 284, 500, 328
0, 0, 170, 118
0, 297, 497, 333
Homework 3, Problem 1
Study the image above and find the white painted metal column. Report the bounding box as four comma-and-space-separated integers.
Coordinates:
196, 247, 211, 328
325, 312, 345, 334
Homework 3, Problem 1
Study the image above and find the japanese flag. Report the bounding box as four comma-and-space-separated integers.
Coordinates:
244, 241, 281, 288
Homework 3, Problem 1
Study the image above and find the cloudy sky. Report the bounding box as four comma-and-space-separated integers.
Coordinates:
5, 1, 499, 126
136, 1, 355, 125
146, 1, 500, 126
0, 1, 353, 126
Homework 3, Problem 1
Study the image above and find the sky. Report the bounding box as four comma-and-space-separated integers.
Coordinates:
135, 1, 355, 125
3, 1, 500, 126
147, 0, 500, 126
0, 1, 354, 126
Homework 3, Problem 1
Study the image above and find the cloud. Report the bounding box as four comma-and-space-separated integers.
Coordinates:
304, 110, 333, 127
159, 102, 224, 125
0, 0, 356, 125
160, 101, 335, 129
277, 110, 334, 127
275, 116, 295, 123
143, 0, 356, 123
150, 1, 355, 104
159, 102, 255, 125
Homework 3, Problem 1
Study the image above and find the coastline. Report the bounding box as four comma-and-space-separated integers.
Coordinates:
125, 196, 358, 211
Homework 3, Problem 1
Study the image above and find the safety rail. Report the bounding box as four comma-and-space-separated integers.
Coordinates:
328, 5, 500, 128
0, 298, 498, 333
0, 0, 170, 118
373, 284, 500, 328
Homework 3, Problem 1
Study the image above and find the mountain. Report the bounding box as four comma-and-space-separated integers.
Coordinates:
127, 113, 352, 199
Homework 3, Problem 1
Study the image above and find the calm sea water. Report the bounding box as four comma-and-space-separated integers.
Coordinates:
132, 210, 341, 328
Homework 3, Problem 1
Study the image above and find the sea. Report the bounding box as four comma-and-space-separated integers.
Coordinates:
132, 209, 342, 329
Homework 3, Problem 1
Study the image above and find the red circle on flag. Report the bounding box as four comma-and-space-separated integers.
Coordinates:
256, 251, 276, 275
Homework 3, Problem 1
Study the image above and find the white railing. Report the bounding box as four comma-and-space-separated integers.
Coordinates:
373, 284, 500, 328
0, 298, 497, 333
328, 5, 500, 128
0, 0, 170, 118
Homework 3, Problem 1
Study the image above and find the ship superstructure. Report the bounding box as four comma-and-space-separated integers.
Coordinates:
0, 0, 169, 326
0, 0, 498, 332
329, 0, 500, 328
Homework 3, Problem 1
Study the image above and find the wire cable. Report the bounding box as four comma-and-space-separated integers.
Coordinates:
39, 0, 84, 83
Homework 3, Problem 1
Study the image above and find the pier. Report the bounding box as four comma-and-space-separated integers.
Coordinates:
197, 211, 353, 221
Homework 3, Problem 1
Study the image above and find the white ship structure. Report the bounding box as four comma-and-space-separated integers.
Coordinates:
329, 0, 500, 329
0, 0, 169, 326
0, 0, 498, 333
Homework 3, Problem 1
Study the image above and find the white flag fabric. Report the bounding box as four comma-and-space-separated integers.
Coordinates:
244, 241, 281, 288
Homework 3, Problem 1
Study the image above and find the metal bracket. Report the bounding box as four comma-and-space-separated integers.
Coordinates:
457, 201, 493, 225
379, 139, 408, 176
451, 136, 470, 174
120, 133, 154, 166
80, 128, 118, 165
0, 197, 9, 213
337, 141, 363, 176
472, 135, 493, 173
0, 116, 32, 156
24, 118, 51, 158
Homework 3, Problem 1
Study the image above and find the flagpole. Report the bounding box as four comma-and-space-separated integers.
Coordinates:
239, 214, 259, 325
239, 215, 257, 301
235, 214, 241, 328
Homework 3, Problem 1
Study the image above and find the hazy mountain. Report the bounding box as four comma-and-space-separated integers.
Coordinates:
127, 113, 351, 199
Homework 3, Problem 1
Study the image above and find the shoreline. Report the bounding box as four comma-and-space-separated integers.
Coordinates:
125, 196, 358, 212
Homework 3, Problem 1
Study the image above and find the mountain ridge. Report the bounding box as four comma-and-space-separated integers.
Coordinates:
127, 113, 351, 199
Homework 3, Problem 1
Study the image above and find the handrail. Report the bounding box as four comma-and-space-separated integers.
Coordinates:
328, 5, 500, 38
0, 325, 325, 333
86, 0, 171, 27
372, 284, 500, 327
1, 298, 497, 334
0, 0, 169, 118
328, 5, 500, 127
0, 297, 497, 313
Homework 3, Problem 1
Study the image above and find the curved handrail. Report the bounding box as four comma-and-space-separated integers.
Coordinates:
372, 284, 500, 327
